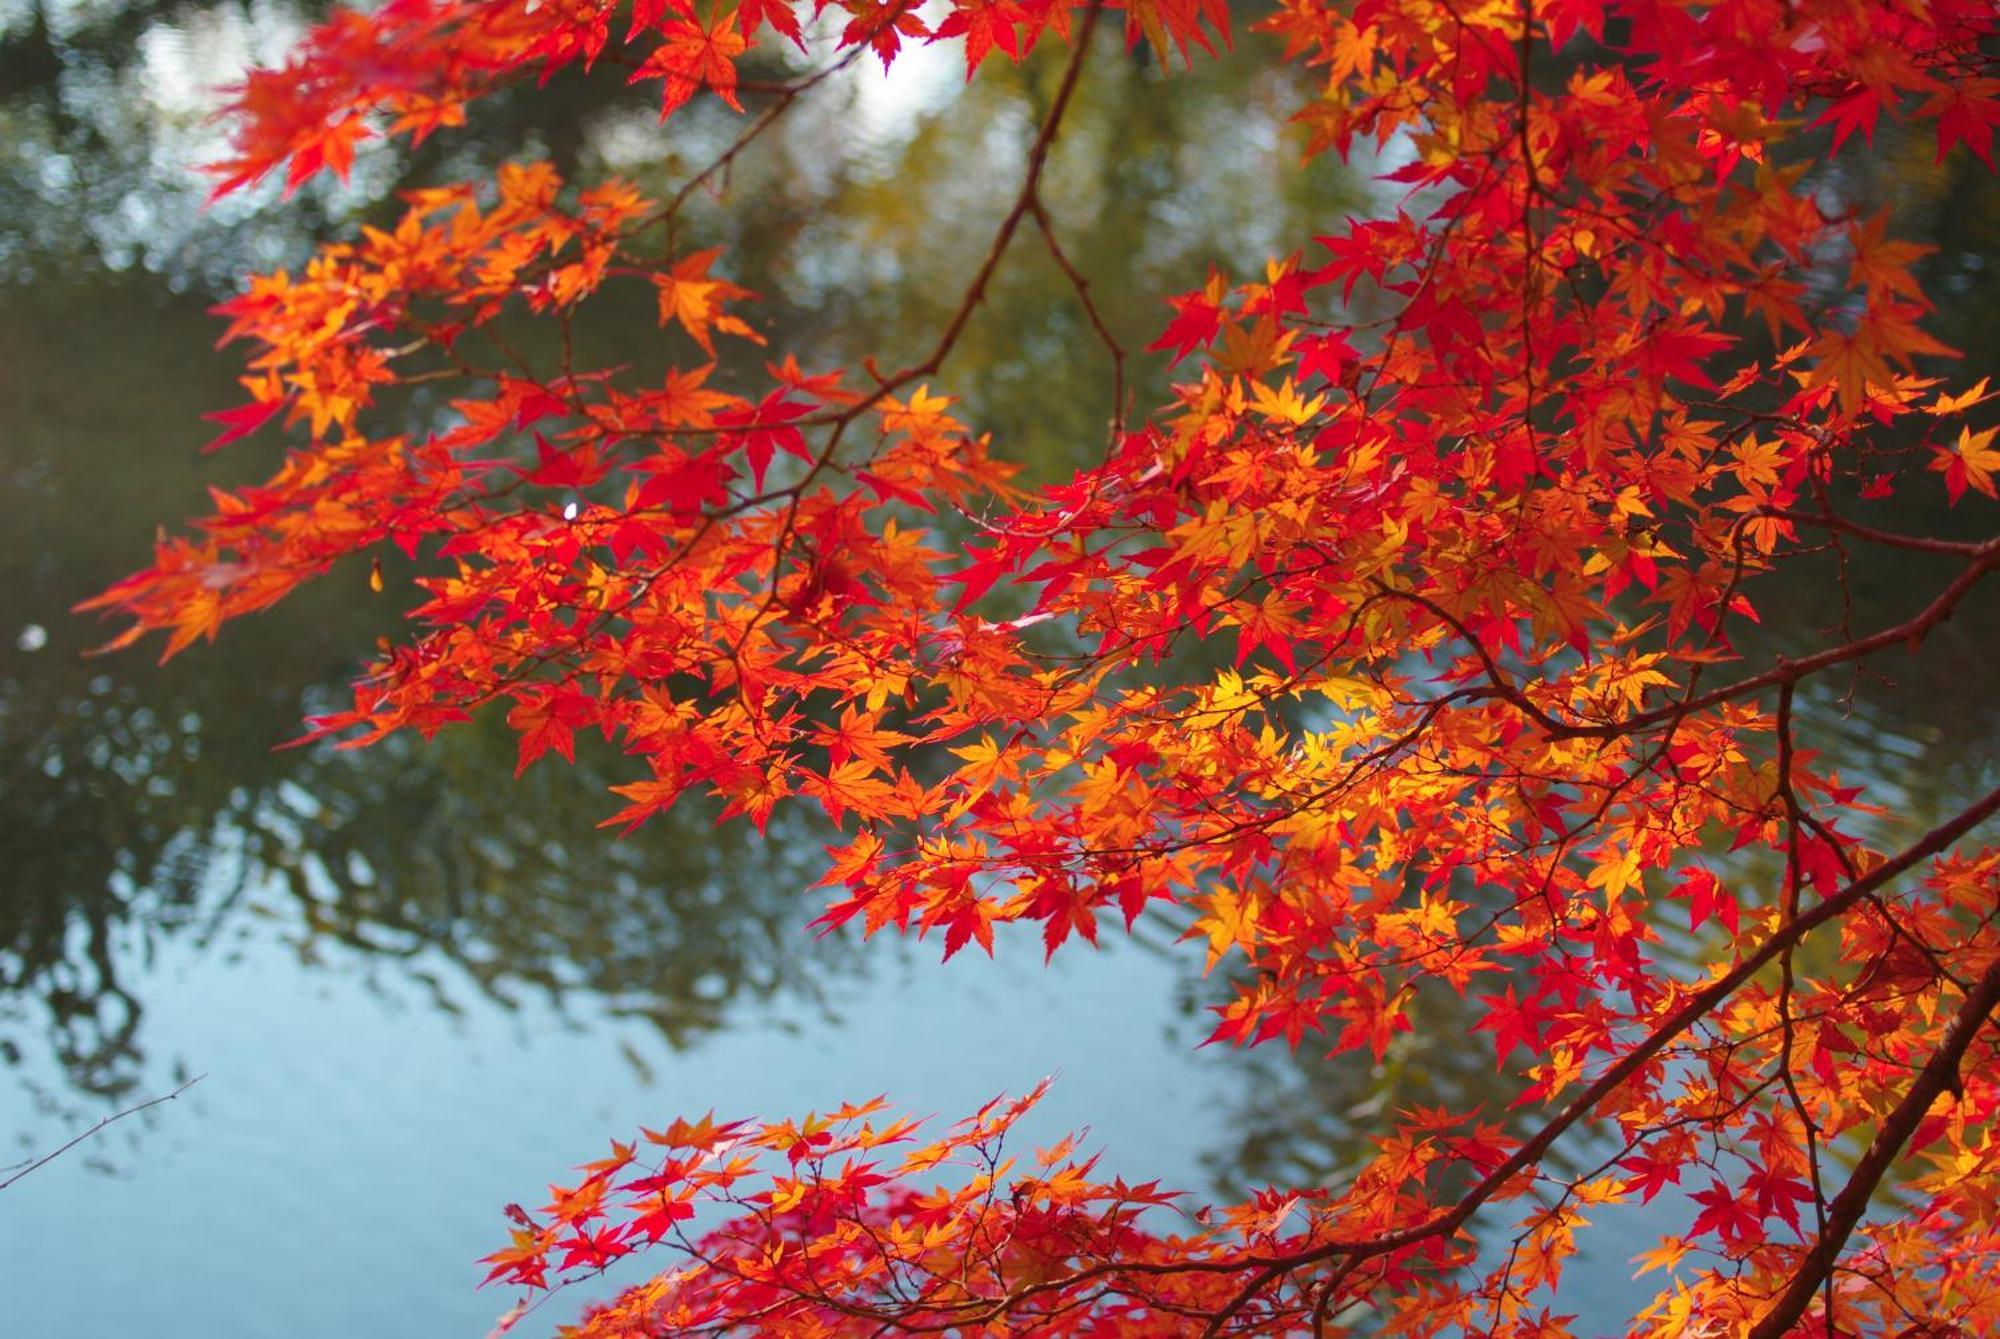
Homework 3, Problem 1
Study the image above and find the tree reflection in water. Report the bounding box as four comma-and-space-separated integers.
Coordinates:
0, 275, 857, 1105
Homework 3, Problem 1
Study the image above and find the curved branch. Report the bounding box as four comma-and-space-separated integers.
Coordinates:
1747, 954, 2000, 1338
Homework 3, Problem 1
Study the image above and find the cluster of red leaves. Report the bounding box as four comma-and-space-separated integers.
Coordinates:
83, 0, 2000, 1333
480, 1083, 1224, 1331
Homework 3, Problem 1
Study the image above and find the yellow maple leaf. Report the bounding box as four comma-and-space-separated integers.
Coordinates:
1187, 885, 1259, 971
1631, 1235, 1691, 1277
1248, 376, 1326, 426
1930, 375, 1995, 415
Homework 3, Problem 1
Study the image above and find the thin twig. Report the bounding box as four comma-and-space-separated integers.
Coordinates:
0, 1075, 206, 1192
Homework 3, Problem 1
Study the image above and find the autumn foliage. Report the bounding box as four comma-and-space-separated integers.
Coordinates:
81, 0, 2000, 1331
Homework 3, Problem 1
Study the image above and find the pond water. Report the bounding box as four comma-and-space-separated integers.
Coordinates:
3, 4, 1998, 1336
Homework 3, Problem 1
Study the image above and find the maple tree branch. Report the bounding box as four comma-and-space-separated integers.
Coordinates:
1772, 679, 1835, 1325
1589, 538, 2000, 736
643, 45, 869, 243
1761, 506, 1999, 558
1308, 1257, 1363, 1335
317, 3, 1107, 739
1809, 474, 1864, 654
710, 0, 1105, 680
1199, 1259, 1293, 1338
887, 0, 1103, 393
1747, 952, 2000, 1339
880, 782, 2000, 1331
1380, 537, 2000, 743
1030, 197, 1128, 436
0, 1074, 204, 1192
1251, 778, 2000, 1272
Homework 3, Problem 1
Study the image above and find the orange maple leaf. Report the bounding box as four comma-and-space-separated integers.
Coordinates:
652, 247, 762, 356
